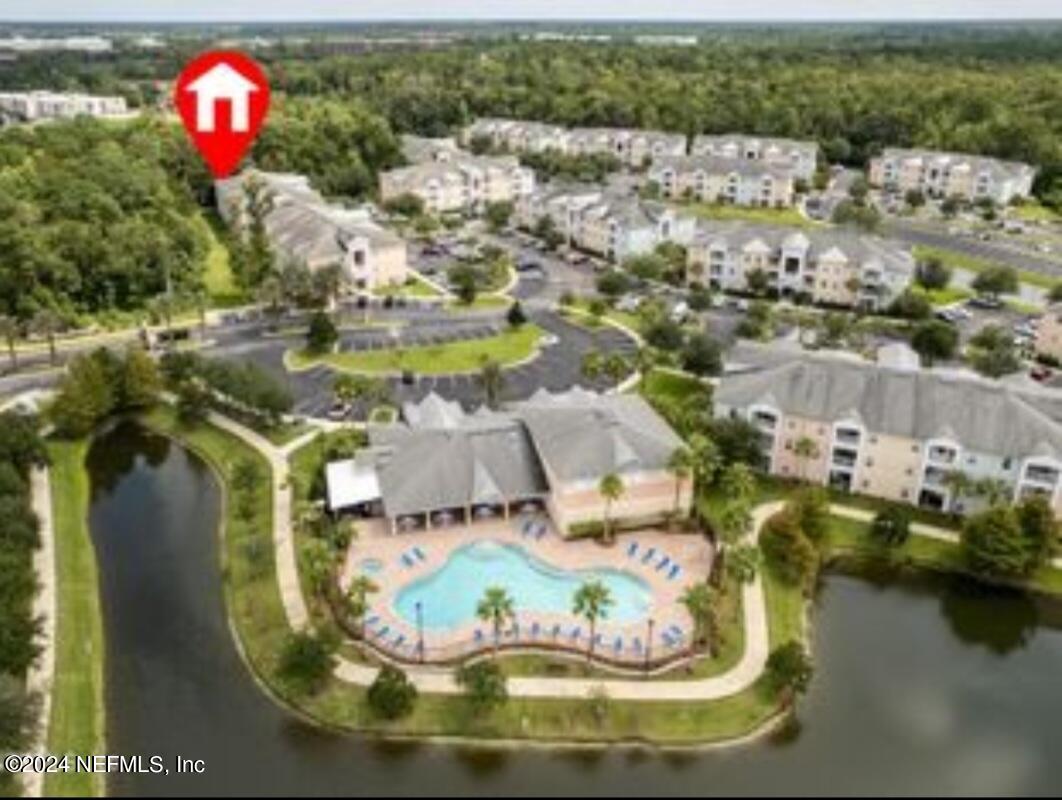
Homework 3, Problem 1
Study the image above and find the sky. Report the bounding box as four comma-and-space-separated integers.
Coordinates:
0, 1, 1060, 23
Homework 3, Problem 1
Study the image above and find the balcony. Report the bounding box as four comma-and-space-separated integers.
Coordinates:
927, 446, 958, 466
835, 428, 861, 446
1024, 465, 1060, 487
831, 448, 857, 469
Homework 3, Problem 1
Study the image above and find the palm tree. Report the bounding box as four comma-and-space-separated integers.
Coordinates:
713, 499, 752, 588
0, 314, 18, 371
941, 469, 973, 515
477, 357, 505, 409
793, 436, 820, 482
974, 477, 1011, 507
688, 433, 721, 494
572, 581, 613, 663
192, 287, 208, 339
598, 472, 625, 544
299, 538, 335, 600
149, 293, 176, 347
666, 447, 693, 530
30, 309, 61, 366
345, 575, 378, 638
680, 582, 719, 655
720, 462, 756, 506
476, 586, 515, 658
314, 263, 344, 310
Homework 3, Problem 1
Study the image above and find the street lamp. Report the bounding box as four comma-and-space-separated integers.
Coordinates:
416, 601, 425, 663
645, 617, 655, 674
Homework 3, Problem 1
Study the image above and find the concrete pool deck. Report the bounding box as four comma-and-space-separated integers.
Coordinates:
338, 517, 712, 665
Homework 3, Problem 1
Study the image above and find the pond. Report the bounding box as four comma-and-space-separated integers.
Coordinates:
87, 421, 1062, 796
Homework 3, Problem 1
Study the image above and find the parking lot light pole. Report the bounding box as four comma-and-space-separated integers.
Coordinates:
416, 601, 424, 663
645, 617, 654, 675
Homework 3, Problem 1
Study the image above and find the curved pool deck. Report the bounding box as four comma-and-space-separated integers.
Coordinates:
339, 516, 712, 665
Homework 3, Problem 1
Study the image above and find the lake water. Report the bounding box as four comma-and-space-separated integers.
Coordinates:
86, 421, 1062, 796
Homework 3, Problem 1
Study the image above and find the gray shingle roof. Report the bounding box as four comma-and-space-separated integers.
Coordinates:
717, 346, 1062, 458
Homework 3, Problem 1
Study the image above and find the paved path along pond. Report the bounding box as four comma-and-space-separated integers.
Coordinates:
89, 421, 1062, 796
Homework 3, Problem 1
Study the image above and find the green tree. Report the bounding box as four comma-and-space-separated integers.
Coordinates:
277, 631, 337, 695
971, 265, 1019, 299
30, 309, 62, 366
176, 379, 211, 425
681, 332, 723, 376
367, 665, 418, 720
477, 357, 505, 409
120, 347, 161, 409
666, 447, 693, 529
572, 580, 613, 663
910, 319, 959, 365
680, 582, 719, 654
345, 575, 378, 638
0, 315, 18, 371
485, 200, 514, 231
49, 351, 115, 437
870, 506, 912, 546
506, 301, 527, 328
760, 510, 819, 592
476, 586, 516, 658
915, 257, 952, 291
455, 660, 508, 712
306, 310, 338, 354
598, 472, 625, 543
765, 641, 814, 707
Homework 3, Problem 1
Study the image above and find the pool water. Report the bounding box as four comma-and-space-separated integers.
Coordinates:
393, 540, 652, 631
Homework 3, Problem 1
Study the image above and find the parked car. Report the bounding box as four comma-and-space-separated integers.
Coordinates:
967, 295, 1003, 310
615, 294, 642, 313
670, 301, 690, 324
1031, 365, 1054, 382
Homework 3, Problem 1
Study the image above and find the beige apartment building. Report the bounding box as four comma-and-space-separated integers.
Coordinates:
1036, 305, 1062, 362
217, 169, 408, 291
868, 148, 1036, 205
379, 154, 534, 215
690, 134, 819, 181
717, 342, 1062, 516
648, 155, 796, 208
686, 222, 913, 310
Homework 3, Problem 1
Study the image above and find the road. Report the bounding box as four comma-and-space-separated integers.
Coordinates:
884, 218, 1062, 280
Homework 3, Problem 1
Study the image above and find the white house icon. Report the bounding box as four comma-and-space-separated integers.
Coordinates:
185, 62, 259, 133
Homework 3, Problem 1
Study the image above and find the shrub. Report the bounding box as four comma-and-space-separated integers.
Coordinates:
367, 665, 418, 720
870, 507, 912, 546
455, 660, 508, 712
760, 511, 818, 590
277, 631, 337, 695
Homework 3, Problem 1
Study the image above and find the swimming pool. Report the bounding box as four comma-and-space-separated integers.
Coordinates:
393, 540, 652, 632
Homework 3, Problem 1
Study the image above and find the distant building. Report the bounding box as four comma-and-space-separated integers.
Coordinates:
0, 36, 112, 53
648, 154, 796, 208
516, 186, 696, 261
717, 341, 1062, 516
379, 153, 534, 215
216, 169, 408, 291
686, 222, 913, 310
399, 134, 461, 165
690, 134, 819, 182
868, 148, 1036, 205
0, 90, 129, 122
326, 389, 691, 535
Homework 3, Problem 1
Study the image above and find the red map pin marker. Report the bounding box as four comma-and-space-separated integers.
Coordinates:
175, 51, 270, 179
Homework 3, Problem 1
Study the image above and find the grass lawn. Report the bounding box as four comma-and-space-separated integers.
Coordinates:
372, 273, 444, 299
289, 323, 544, 375
638, 368, 708, 404
1011, 203, 1061, 224
198, 215, 248, 309
909, 284, 973, 307
565, 300, 644, 336
45, 440, 104, 798
912, 244, 1055, 290
686, 202, 818, 229
448, 294, 512, 311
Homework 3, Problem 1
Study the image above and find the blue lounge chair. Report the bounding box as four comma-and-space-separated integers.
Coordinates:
626, 541, 639, 558
551, 624, 562, 639
473, 629, 484, 643
661, 632, 675, 648
521, 519, 533, 537
401, 553, 414, 568
668, 564, 680, 580
613, 637, 623, 654
364, 615, 379, 627
656, 555, 671, 572
412, 546, 426, 562
641, 546, 657, 564
531, 621, 541, 638
376, 625, 390, 639
570, 626, 582, 642
535, 522, 547, 540
632, 637, 643, 655
393, 634, 405, 648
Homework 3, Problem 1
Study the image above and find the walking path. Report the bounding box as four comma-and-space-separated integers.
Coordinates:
24, 467, 56, 798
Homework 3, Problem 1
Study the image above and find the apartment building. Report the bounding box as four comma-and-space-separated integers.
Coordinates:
567, 127, 687, 167
691, 134, 819, 181
379, 154, 535, 215
648, 155, 796, 208
462, 118, 569, 154
399, 134, 461, 165
0, 90, 129, 121
517, 186, 695, 261
216, 169, 408, 291
868, 148, 1036, 205
716, 342, 1062, 516
686, 222, 913, 310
